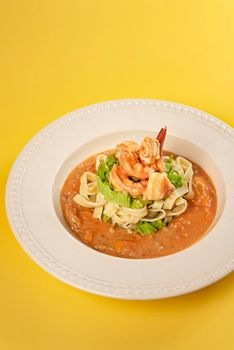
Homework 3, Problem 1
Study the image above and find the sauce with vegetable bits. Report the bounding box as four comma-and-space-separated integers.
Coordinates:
61, 153, 217, 259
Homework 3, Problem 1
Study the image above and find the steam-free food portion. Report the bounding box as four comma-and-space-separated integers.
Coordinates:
61, 128, 217, 258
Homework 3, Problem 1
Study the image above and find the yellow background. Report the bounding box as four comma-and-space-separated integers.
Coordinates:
0, 1, 234, 349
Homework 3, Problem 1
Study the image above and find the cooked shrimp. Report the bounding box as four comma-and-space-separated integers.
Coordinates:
109, 165, 147, 197
116, 141, 139, 159
118, 152, 155, 179
145, 172, 175, 201
139, 137, 160, 165
114, 127, 168, 180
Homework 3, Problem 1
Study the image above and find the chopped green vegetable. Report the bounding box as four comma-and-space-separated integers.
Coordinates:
167, 169, 183, 188
102, 214, 111, 222
106, 154, 119, 169
96, 162, 109, 182
165, 155, 173, 173
96, 154, 119, 182
135, 222, 156, 235
153, 219, 165, 230
130, 198, 148, 209
96, 176, 131, 207
134, 219, 165, 235
165, 162, 171, 173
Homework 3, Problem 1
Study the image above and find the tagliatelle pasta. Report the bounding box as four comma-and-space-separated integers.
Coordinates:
73, 152, 194, 231
95, 154, 107, 171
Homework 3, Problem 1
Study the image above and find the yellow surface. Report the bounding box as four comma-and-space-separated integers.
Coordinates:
0, 1, 234, 349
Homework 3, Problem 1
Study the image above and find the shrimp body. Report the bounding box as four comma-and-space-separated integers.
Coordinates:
119, 152, 155, 180
116, 141, 139, 159
145, 172, 175, 201
139, 137, 160, 165
109, 165, 147, 197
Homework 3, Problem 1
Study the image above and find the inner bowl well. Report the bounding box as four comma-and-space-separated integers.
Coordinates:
53, 130, 225, 242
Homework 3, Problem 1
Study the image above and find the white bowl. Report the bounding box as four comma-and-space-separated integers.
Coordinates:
6, 99, 234, 299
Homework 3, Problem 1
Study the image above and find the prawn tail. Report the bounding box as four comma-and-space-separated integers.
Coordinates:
156, 126, 167, 156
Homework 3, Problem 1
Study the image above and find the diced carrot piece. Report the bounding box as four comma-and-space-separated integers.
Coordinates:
114, 240, 123, 252
84, 231, 93, 242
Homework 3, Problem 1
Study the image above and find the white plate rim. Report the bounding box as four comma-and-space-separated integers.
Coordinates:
5, 99, 234, 299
